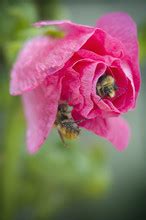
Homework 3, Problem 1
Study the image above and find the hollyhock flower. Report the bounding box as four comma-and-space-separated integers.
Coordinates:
10, 12, 140, 153
61, 12, 140, 118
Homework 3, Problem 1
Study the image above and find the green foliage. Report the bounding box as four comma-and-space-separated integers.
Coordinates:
0, 2, 39, 65
139, 23, 146, 63
3, 126, 111, 219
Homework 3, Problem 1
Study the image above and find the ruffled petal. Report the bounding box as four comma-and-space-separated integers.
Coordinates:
96, 12, 141, 98
22, 74, 62, 153
96, 12, 137, 59
72, 111, 130, 151
10, 21, 95, 95
61, 68, 83, 109
82, 28, 124, 58
72, 60, 97, 117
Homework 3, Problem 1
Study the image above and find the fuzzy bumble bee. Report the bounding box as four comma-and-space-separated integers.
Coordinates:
96, 74, 118, 99
55, 103, 80, 145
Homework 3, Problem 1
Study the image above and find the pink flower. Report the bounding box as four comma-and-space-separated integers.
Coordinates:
61, 12, 140, 118
10, 13, 140, 153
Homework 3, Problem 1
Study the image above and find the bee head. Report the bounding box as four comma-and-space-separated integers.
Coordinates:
103, 86, 115, 98
58, 103, 68, 113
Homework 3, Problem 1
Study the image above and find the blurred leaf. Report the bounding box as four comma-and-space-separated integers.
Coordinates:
3, 41, 23, 65
3, 105, 25, 220
0, 2, 39, 67
139, 23, 146, 63
0, 2, 38, 43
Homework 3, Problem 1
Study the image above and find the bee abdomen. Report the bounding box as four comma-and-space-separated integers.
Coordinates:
65, 129, 80, 139
58, 123, 80, 140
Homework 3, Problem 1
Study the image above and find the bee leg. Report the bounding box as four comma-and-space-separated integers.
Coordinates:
57, 130, 67, 147
98, 97, 103, 102
98, 95, 106, 102
73, 119, 88, 124
66, 110, 71, 114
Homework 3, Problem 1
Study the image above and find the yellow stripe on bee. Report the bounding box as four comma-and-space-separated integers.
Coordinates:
59, 127, 78, 140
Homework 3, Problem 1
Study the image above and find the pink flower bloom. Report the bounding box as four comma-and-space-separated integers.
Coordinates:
61, 12, 140, 118
10, 13, 140, 153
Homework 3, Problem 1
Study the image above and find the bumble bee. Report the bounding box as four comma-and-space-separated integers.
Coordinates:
54, 103, 80, 145
96, 74, 118, 99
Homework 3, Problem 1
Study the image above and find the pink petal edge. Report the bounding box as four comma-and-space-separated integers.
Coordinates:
23, 75, 62, 153
10, 21, 95, 95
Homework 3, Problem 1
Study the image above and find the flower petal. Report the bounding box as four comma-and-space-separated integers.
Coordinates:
96, 12, 137, 59
61, 68, 83, 109
105, 117, 131, 151
72, 111, 130, 151
10, 21, 95, 95
22, 75, 62, 153
72, 60, 97, 117
83, 28, 124, 58
96, 12, 141, 97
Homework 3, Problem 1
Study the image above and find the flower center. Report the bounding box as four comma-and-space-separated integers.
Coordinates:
96, 74, 118, 99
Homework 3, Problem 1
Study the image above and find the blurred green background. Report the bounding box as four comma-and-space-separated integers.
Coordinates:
1, 0, 146, 220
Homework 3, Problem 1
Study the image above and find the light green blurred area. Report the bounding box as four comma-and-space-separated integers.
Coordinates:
0, 1, 146, 220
